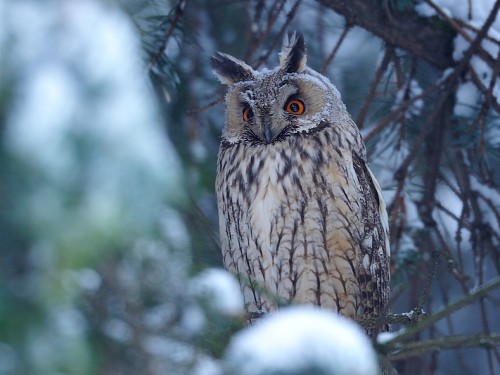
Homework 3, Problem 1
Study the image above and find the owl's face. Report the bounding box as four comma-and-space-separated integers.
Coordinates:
212, 32, 343, 145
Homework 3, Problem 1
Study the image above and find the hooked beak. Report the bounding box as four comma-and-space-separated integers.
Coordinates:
263, 122, 273, 144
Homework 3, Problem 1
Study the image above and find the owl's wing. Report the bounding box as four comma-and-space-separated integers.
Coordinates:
352, 152, 391, 332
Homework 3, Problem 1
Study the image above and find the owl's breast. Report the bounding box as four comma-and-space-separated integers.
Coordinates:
217, 136, 371, 316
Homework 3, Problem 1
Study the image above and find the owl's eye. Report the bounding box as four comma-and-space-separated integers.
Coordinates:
284, 99, 305, 115
242, 106, 254, 122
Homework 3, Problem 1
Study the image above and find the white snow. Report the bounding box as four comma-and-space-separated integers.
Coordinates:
377, 331, 399, 345
392, 79, 424, 119
416, 1, 498, 24
191, 268, 244, 316
224, 306, 378, 375
401, 309, 424, 319
454, 80, 480, 117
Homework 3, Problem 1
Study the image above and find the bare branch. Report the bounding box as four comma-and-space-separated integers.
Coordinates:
320, 25, 352, 74
318, 0, 455, 69
387, 333, 500, 361
147, 0, 186, 72
355, 46, 393, 128
383, 276, 500, 346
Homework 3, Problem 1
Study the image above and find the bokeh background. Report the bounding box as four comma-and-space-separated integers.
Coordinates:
1, 0, 499, 374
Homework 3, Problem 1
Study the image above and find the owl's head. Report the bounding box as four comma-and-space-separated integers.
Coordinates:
211, 32, 347, 145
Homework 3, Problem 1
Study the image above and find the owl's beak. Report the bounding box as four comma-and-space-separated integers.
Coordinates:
263, 122, 273, 144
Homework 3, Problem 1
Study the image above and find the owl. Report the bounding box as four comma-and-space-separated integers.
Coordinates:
211, 32, 390, 336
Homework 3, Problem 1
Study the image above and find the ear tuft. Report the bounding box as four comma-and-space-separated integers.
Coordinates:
279, 31, 307, 73
210, 52, 255, 85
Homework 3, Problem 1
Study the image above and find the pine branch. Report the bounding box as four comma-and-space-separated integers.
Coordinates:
426, 0, 499, 72
355, 46, 393, 129
382, 276, 500, 347
253, 0, 302, 68
147, 0, 186, 72
318, 0, 455, 69
319, 25, 352, 74
387, 333, 500, 361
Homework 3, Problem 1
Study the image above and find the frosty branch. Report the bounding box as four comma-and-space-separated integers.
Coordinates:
379, 276, 500, 349
387, 333, 500, 361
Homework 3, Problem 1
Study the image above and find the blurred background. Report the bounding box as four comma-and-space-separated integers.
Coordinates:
1, 0, 499, 374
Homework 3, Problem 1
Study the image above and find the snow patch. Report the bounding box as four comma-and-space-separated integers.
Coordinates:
455, 80, 479, 117
393, 79, 424, 119
191, 268, 244, 316
225, 306, 378, 375
377, 331, 398, 344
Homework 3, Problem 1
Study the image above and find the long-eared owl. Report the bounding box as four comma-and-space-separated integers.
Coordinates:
211, 32, 390, 336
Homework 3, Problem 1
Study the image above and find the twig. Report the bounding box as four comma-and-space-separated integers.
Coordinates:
319, 0, 455, 69
454, 18, 500, 45
245, 0, 286, 63
392, 0, 500, 183
147, 0, 186, 72
382, 276, 500, 346
417, 250, 439, 310
364, 81, 440, 143
467, 63, 500, 114
387, 332, 500, 361
355, 46, 393, 128
254, 0, 302, 68
320, 25, 352, 74
393, 87, 451, 183
426, 0, 498, 71
187, 95, 224, 115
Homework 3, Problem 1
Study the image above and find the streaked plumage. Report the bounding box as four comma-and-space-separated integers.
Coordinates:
211, 32, 390, 336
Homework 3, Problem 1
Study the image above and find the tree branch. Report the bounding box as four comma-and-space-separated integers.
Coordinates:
387, 333, 500, 361
317, 0, 455, 69
382, 276, 500, 347
147, 0, 186, 72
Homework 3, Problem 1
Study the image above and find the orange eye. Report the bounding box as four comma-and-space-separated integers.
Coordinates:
285, 99, 305, 115
243, 106, 253, 122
